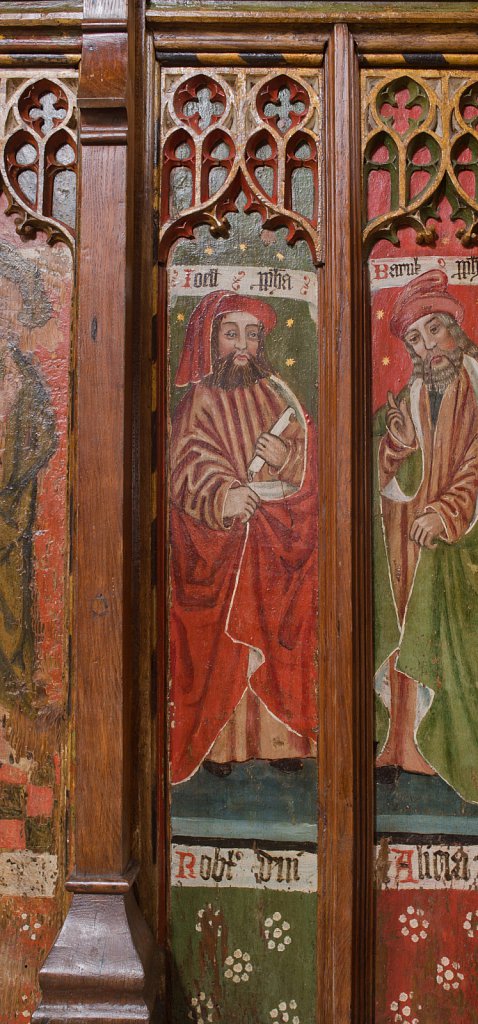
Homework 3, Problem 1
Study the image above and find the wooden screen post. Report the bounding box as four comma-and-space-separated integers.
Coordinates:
317, 23, 373, 1024
32, 4, 160, 1022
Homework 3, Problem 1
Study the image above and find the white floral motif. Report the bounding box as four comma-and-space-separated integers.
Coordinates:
18, 910, 43, 942
463, 909, 478, 938
223, 948, 253, 983
188, 992, 217, 1022
389, 990, 421, 1023
264, 912, 292, 952
269, 999, 299, 1023
436, 957, 464, 991
195, 903, 222, 936
398, 906, 429, 943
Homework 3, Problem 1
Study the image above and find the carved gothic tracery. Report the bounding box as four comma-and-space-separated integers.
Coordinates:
0, 72, 77, 246
159, 67, 323, 262
362, 69, 478, 249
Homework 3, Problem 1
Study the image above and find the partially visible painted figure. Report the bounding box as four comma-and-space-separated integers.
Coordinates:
374, 269, 478, 802
0, 240, 57, 712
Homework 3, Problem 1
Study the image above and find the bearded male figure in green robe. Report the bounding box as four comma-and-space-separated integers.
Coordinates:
374, 269, 478, 802
0, 240, 57, 714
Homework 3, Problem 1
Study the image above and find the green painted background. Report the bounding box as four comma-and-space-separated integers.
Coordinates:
170, 889, 317, 1024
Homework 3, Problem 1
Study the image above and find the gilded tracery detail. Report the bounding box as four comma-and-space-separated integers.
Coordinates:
159, 67, 323, 262
363, 70, 478, 249
0, 72, 77, 247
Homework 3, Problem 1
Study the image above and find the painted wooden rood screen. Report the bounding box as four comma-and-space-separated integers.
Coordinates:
365, 64, 478, 1024
3, 3, 478, 1024
160, 61, 323, 1024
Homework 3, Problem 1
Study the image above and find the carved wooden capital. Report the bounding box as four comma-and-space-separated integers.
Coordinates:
79, 30, 128, 144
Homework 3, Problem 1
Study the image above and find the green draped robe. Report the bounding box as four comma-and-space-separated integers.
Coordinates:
374, 355, 478, 802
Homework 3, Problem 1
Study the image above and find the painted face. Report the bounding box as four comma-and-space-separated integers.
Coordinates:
403, 313, 457, 368
217, 311, 261, 364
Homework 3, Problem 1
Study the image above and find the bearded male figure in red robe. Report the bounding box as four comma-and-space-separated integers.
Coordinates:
170, 289, 318, 784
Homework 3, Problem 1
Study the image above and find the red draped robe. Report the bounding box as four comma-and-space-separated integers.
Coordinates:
170, 374, 318, 783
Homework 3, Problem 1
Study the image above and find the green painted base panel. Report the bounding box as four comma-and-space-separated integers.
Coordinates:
170, 888, 317, 1024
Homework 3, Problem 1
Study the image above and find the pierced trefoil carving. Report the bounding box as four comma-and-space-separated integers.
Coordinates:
363, 69, 478, 250
0, 72, 77, 247
159, 67, 323, 262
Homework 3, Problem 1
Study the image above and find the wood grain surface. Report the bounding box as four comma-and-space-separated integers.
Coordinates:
15, 3, 478, 1023
317, 24, 373, 1024
32, 11, 161, 1023
146, 3, 478, 27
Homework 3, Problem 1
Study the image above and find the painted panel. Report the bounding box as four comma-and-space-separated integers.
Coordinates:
0, 70, 75, 1024
0, 199, 72, 1022
363, 67, 478, 1024
159, 64, 323, 1023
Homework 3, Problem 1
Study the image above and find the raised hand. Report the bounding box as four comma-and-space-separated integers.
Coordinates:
386, 391, 416, 448
223, 485, 261, 524
254, 432, 288, 470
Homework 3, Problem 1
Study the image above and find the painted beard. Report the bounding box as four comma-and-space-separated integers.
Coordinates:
209, 352, 271, 390
410, 345, 463, 394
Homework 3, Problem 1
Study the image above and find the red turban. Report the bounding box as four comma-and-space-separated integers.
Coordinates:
390, 269, 464, 339
175, 290, 277, 386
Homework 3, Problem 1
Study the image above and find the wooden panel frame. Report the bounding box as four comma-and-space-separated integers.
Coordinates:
30, 2, 161, 1021
318, 27, 372, 1024
4, 3, 474, 1023
148, 12, 372, 1024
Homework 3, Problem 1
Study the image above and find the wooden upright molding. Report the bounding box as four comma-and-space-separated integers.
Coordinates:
317, 23, 373, 1024
32, 2, 160, 1021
